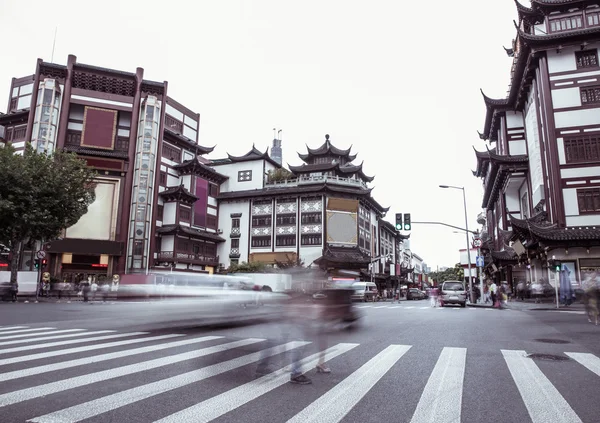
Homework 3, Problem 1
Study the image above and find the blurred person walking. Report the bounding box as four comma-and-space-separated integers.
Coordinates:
583, 272, 599, 325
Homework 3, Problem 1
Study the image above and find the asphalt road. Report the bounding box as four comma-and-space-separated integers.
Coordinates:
0, 297, 598, 423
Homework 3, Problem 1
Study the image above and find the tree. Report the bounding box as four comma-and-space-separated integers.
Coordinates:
227, 261, 267, 273
0, 144, 97, 283
428, 263, 464, 285
267, 168, 294, 183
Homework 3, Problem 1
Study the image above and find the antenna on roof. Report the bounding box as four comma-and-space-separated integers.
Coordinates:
51, 27, 58, 63
277, 129, 282, 140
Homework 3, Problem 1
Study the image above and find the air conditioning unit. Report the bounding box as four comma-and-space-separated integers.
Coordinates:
217, 229, 223, 234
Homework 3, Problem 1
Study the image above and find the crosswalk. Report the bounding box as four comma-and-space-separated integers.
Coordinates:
0, 325, 598, 422
355, 304, 481, 310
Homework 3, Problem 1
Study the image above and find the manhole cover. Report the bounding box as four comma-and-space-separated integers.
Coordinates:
527, 353, 570, 362
534, 338, 570, 344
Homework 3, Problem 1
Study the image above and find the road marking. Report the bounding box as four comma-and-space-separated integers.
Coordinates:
355, 305, 371, 308
152, 343, 358, 423
389, 306, 402, 309
0, 330, 115, 348
0, 338, 264, 408
565, 352, 600, 377
0, 326, 29, 332
419, 307, 429, 309
501, 350, 582, 423
410, 347, 466, 423
287, 344, 410, 423
0, 332, 146, 355
0, 333, 181, 366
404, 306, 415, 309
373, 306, 388, 309
551, 311, 585, 315
0, 335, 221, 382
0, 327, 44, 334
0, 328, 79, 341
30, 341, 311, 423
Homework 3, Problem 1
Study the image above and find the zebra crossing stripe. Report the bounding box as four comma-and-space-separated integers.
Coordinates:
0, 338, 264, 408
373, 306, 387, 309
0, 328, 83, 341
501, 350, 583, 423
0, 332, 147, 355
0, 335, 222, 382
410, 347, 466, 423
29, 341, 310, 423
287, 344, 411, 423
389, 306, 401, 309
419, 307, 429, 309
405, 307, 415, 309
154, 343, 359, 423
0, 327, 51, 335
0, 330, 115, 347
0, 326, 29, 332
565, 352, 600, 377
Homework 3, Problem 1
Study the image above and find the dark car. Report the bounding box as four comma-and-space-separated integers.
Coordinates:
407, 288, 425, 300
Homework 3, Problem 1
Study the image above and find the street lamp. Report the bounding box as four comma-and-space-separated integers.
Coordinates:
439, 185, 474, 303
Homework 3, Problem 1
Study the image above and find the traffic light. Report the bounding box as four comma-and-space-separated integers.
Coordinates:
34, 259, 40, 269
403, 213, 411, 231
41, 258, 47, 268
555, 261, 561, 272
395, 213, 403, 230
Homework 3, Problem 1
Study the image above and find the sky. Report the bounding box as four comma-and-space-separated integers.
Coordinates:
0, 0, 521, 269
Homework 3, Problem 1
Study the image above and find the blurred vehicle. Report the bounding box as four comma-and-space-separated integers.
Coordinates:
421, 290, 429, 299
311, 287, 362, 328
350, 281, 378, 302
440, 281, 467, 307
407, 288, 425, 300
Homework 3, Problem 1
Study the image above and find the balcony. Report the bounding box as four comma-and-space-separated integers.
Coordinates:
157, 251, 219, 266
265, 174, 367, 189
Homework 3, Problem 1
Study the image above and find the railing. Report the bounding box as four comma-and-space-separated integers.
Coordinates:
230, 227, 241, 238
157, 251, 219, 265
265, 174, 367, 188
164, 115, 183, 134
229, 248, 240, 258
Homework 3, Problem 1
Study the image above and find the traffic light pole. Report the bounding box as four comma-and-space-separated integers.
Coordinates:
411, 221, 478, 235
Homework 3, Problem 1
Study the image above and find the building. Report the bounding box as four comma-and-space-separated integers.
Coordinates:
213, 134, 408, 285
0, 54, 224, 282
474, 0, 600, 291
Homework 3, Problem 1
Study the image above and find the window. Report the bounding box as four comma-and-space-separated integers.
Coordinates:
576, 50, 598, 69
231, 239, 240, 248
157, 205, 164, 221
238, 170, 252, 182
276, 215, 296, 225
580, 86, 600, 104
162, 143, 181, 162
521, 193, 529, 219
179, 207, 191, 223
564, 135, 600, 163
301, 234, 322, 246
159, 171, 167, 186
177, 238, 189, 252
587, 12, 600, 27
251, 237, 271, 248
252, 217, 272, 227
209, 183, 219, 197
301, 212, 321, 224
276, 235, 296, 247
577, 187, 600, 213
232, 218, 240, 228
133, 240, 144, 256
207, 215, 217, 229
10, 83, 33, 112
66, 131, 82, 146
549, 15, 583, 32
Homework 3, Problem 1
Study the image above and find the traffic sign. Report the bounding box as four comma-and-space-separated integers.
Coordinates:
36, 250, 46, 260
473, 238, 482, 248
476, 256, 484, 267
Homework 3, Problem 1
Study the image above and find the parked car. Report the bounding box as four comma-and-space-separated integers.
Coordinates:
440, 281, 467, 307
351, 282, 378, 302
407, 288, 425, 300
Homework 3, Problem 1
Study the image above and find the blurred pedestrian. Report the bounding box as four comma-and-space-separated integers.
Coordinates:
583, 272, 599, 325
430, 286, 439, 308
9, 281, 18, 303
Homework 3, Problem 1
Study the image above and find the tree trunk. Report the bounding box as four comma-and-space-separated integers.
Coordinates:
9, 239, 21, 284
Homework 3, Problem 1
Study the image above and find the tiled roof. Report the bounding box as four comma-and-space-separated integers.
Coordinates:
508, 212, 600, 242
0, 110, 29, 126
288, 161, 375, 183
221, 145, 280, 168
163, 128, 214, 155
173, 157, 228, 183
516, 23, 600, 47
304, 134, 353, 157
315, 245, 371, 265
155, 224, 225, 242
63, 146, 129, 160
158, 185, 199, 203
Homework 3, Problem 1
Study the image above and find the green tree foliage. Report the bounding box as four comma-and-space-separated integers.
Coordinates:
227, 261, 267, 273
0, 144, 97, 283
267, 168, 294, 183
428, 263, 464, 285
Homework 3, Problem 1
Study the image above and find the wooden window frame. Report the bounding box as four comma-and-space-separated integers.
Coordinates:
208, 183, 219, 197
564, 134, 600, 163
238, 170, 252, 182
231, 218, 240, 228
231, 238, 240, 248
549, 14, 583, 33
157, 204, 164, 221
162, 143, 181, 163
276, 235, 296, 247
576, 49, 599, 69
251, 236, 271, 248
179, 206, 192, 223
580, 85, 600, 105
301, 234, 322, 246
577, 187, 600, 213
159, 171, 167, 186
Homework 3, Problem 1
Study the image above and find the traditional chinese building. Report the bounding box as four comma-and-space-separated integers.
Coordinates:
214, 135, 407, 283
475, 0, 600, 290
0, 54, 224, 282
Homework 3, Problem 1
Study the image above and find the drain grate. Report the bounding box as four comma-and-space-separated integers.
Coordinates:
534, 338, 570, 344
527, 353, 570, 362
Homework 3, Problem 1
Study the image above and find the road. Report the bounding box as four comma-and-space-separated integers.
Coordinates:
0, 298, 598, 423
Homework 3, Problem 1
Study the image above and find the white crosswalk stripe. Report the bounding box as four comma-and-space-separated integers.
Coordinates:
0, 329, 115, 347
0, 327, 54, 335
0, 325, 594, 423
0, 328, 82, 341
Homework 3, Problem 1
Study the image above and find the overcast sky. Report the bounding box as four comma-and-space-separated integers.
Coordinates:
1, 0, 521, 269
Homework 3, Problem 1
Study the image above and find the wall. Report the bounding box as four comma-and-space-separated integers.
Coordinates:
524, 88, 545, 206
217, 161, 266, 192
217, 200, 251, 267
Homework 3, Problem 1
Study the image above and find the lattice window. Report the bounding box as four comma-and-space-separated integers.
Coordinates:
276, 215, 296, 225
564, 135, 600, 163
301, 212, 321, 224
179, 207, 191, 223
231, 239, 240, 248
276, 235, 296, 247
577, 187, 600, 213
301, 234, 322, 246
207, 215, 217, 229
238, 170, 252, 182
66, 131, 82, 146
576, 50, 598, 69
252, 216, 272, 227
72, 72, 135, 96
209, 183, 219, 197
177, 238, 190, 252
580, 86, 600, 104
251, 237, 271, 248
549, 15, 583, 33
587, 12, 600, 27
159, 172, 167, 186
162, 143, 181, 162
232, 218, 240, 228
12, 126, 26, 141
115, 136, 129, 152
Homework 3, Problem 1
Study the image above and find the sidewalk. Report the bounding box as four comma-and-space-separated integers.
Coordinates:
467, 298, 586, 311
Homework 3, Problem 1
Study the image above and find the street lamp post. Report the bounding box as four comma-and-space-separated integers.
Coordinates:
439, 185, 475, 303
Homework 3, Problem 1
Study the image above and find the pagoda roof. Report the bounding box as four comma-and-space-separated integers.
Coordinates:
158, 185, 199, 204
212, 145, 281, 168
288, 161, 375, 183
163, 128, 214, 155
173, 156, 229, 183
155, 224, 225, 242
314, 245, 372, 268
515, 21, 600, 48
217, 183, 389, 214
298, 134, 357, 163
472, 146, 528, 178
0, 109, 29, 126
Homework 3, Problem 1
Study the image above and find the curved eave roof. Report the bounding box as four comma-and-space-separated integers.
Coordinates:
226, 145, 281, 168
288, 162, 338, 173
156, 224, 225, 242
307, 140, 353, 157
158, 185, 199, 204
0, 109, 29, 126
163, 128, 214, 155
481, 152, 529, 209
472, 146, 496, 178
173, 158, 229, 183
509, 212, 600, 242
481, 89, 513, 141
338, 162, 375, 182
517, 24, 600, 48
515, 0, 544, 22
